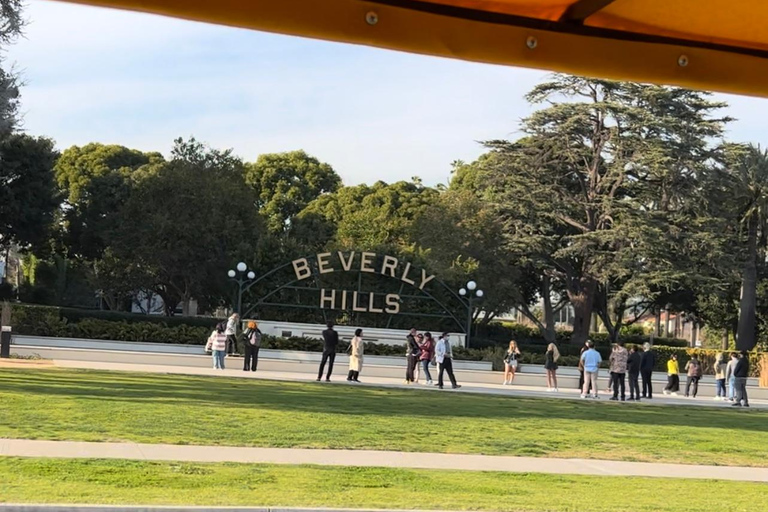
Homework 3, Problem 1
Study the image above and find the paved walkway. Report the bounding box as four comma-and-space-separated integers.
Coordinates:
47, 359, 768, 409
2, 438, 767, 482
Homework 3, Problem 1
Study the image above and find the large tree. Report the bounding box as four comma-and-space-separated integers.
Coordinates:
110, 138, 262, 315
245, 150, 341, 233
0, 134, 59, 253
484, 76, 728, 344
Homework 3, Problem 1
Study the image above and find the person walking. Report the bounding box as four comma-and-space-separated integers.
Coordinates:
640, 343, 656, 399
684, 356, 703, 398
580, 341, 602, 399
627, 345, 641, 401
609, 341, 628, 401
225, 313, 240, 355
404, 328, 420, 384
419, 332, 436, 385
726, 352, 739, 401
663, 354, 680, 395
413, 333, 424, 383
347, 328, 364, 383
205, 322, 228, 370
504, 340, 521, 385
714, 352, 728, 400
242, 321, 262, 372
545, 343, 560, 392
317, 321, 339, 382
436, 332, 460, 390
732, 351, 750, 408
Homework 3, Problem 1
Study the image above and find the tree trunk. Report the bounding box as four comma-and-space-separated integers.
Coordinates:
654, 309, 661, 337
722, 330, 729, 351
568, 278, 597, 345
737, 215, 759, 351
540, 275, 557, 343
664, 308, 671, 338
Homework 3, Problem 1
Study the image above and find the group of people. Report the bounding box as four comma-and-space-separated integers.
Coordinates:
404, 328, 461, 389
205, 313, 262, 371
502, 340, 561, 391
662, 351, 751, 406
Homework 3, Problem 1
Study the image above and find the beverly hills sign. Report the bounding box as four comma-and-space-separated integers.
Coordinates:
292, 251, 436, 315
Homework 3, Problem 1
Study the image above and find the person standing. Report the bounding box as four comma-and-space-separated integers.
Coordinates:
347, 328, 364, 383
714, 353, 728, 400
544, 343, 560, 392
732, 351, 750, 408
726, 352, 739, 401
317, 321, 339, 382
640, 343, 656, 399
580, 341, 602, 399
225, 313, 240, 355
578, 342, 591, 394
609, 341, 628, 401
413, 333, 424, 383
663, 354, 680, 395
504, 340, 521, 385
419, 332, 436, 385
242, 321, 262, 372
205, 322, 228, 370
436, 332, 461, 390
627, 345, 641, 401
684, 356, 702, 398
404, 328, 420, 384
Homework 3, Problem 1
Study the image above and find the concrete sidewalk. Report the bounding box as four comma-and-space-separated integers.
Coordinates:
46, 359, 768, 409
2, 438, 767, 482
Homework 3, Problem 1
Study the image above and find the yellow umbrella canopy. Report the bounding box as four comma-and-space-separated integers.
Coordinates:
60, 0, 768, 97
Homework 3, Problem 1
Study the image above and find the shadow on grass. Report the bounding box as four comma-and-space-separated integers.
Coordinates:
2, 368, 766, 432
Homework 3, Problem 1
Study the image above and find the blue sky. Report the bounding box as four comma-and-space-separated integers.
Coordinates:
9, 1, 768, 186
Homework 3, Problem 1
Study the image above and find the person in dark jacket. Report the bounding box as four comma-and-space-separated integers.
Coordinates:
732, 351, 750, 407
242, 321, 262, 372
640, 343, 656, 399
317, 322, 339, 382
626, 345, 642, 401
404, 328, 420, 384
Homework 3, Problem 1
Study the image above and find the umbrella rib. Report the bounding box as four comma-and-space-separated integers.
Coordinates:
559, 0, 618, 24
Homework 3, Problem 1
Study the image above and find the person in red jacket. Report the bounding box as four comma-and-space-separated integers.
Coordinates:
419, 332, 436, 386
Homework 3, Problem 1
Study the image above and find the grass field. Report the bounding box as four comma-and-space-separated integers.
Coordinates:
2, 457, 766, 512
1, 367, 766, 467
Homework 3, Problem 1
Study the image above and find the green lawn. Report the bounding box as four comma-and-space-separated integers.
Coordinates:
1, 367, 767, 467
2, 457, 766, 512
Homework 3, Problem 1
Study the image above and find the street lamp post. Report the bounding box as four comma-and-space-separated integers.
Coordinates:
459, 280, 484, 348
228, 262, 256, 316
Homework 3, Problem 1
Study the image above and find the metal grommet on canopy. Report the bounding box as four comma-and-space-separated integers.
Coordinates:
526, 36, 538, 49
365, 11, 378, 26
678, 55, 689, 67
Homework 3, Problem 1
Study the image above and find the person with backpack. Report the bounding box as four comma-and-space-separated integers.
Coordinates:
205, 322, 228, 370
242, 321, 262, 372
732, 351, 750, 408
626, 345, 642, 401
640, 343, 656, 399
684, 356, 703, 398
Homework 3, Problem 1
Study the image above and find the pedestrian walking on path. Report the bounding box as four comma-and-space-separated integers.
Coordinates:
347, 328, 364, 383
504, 340, 521, 385
640, 342, 655, 399
726, 352, 738, 401
225, 313, 240, 355
436, 332, 460, 389
205, 323, 228, 370
733, 351, 750, 407
405, 328, 420, 384
685, 356, 702, 398
714, 352, 728, 400
627, 345, 641, 401
317, 322, 339, 382
609, 341, 628, 401
664, 355, 680, 395
242, 321, 262, 372
578, 341, 590, 393
544, 343, 560, 392
580, 341, 602, 399
419, 332, 436, 386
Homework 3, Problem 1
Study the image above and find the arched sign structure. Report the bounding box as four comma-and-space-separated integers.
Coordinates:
241, 251, 469, 333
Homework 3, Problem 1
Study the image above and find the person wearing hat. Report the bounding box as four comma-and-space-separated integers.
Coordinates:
242, 321, 262, 372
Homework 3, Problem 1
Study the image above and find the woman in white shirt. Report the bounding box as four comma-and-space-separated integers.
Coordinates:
347, 328, 364, 383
